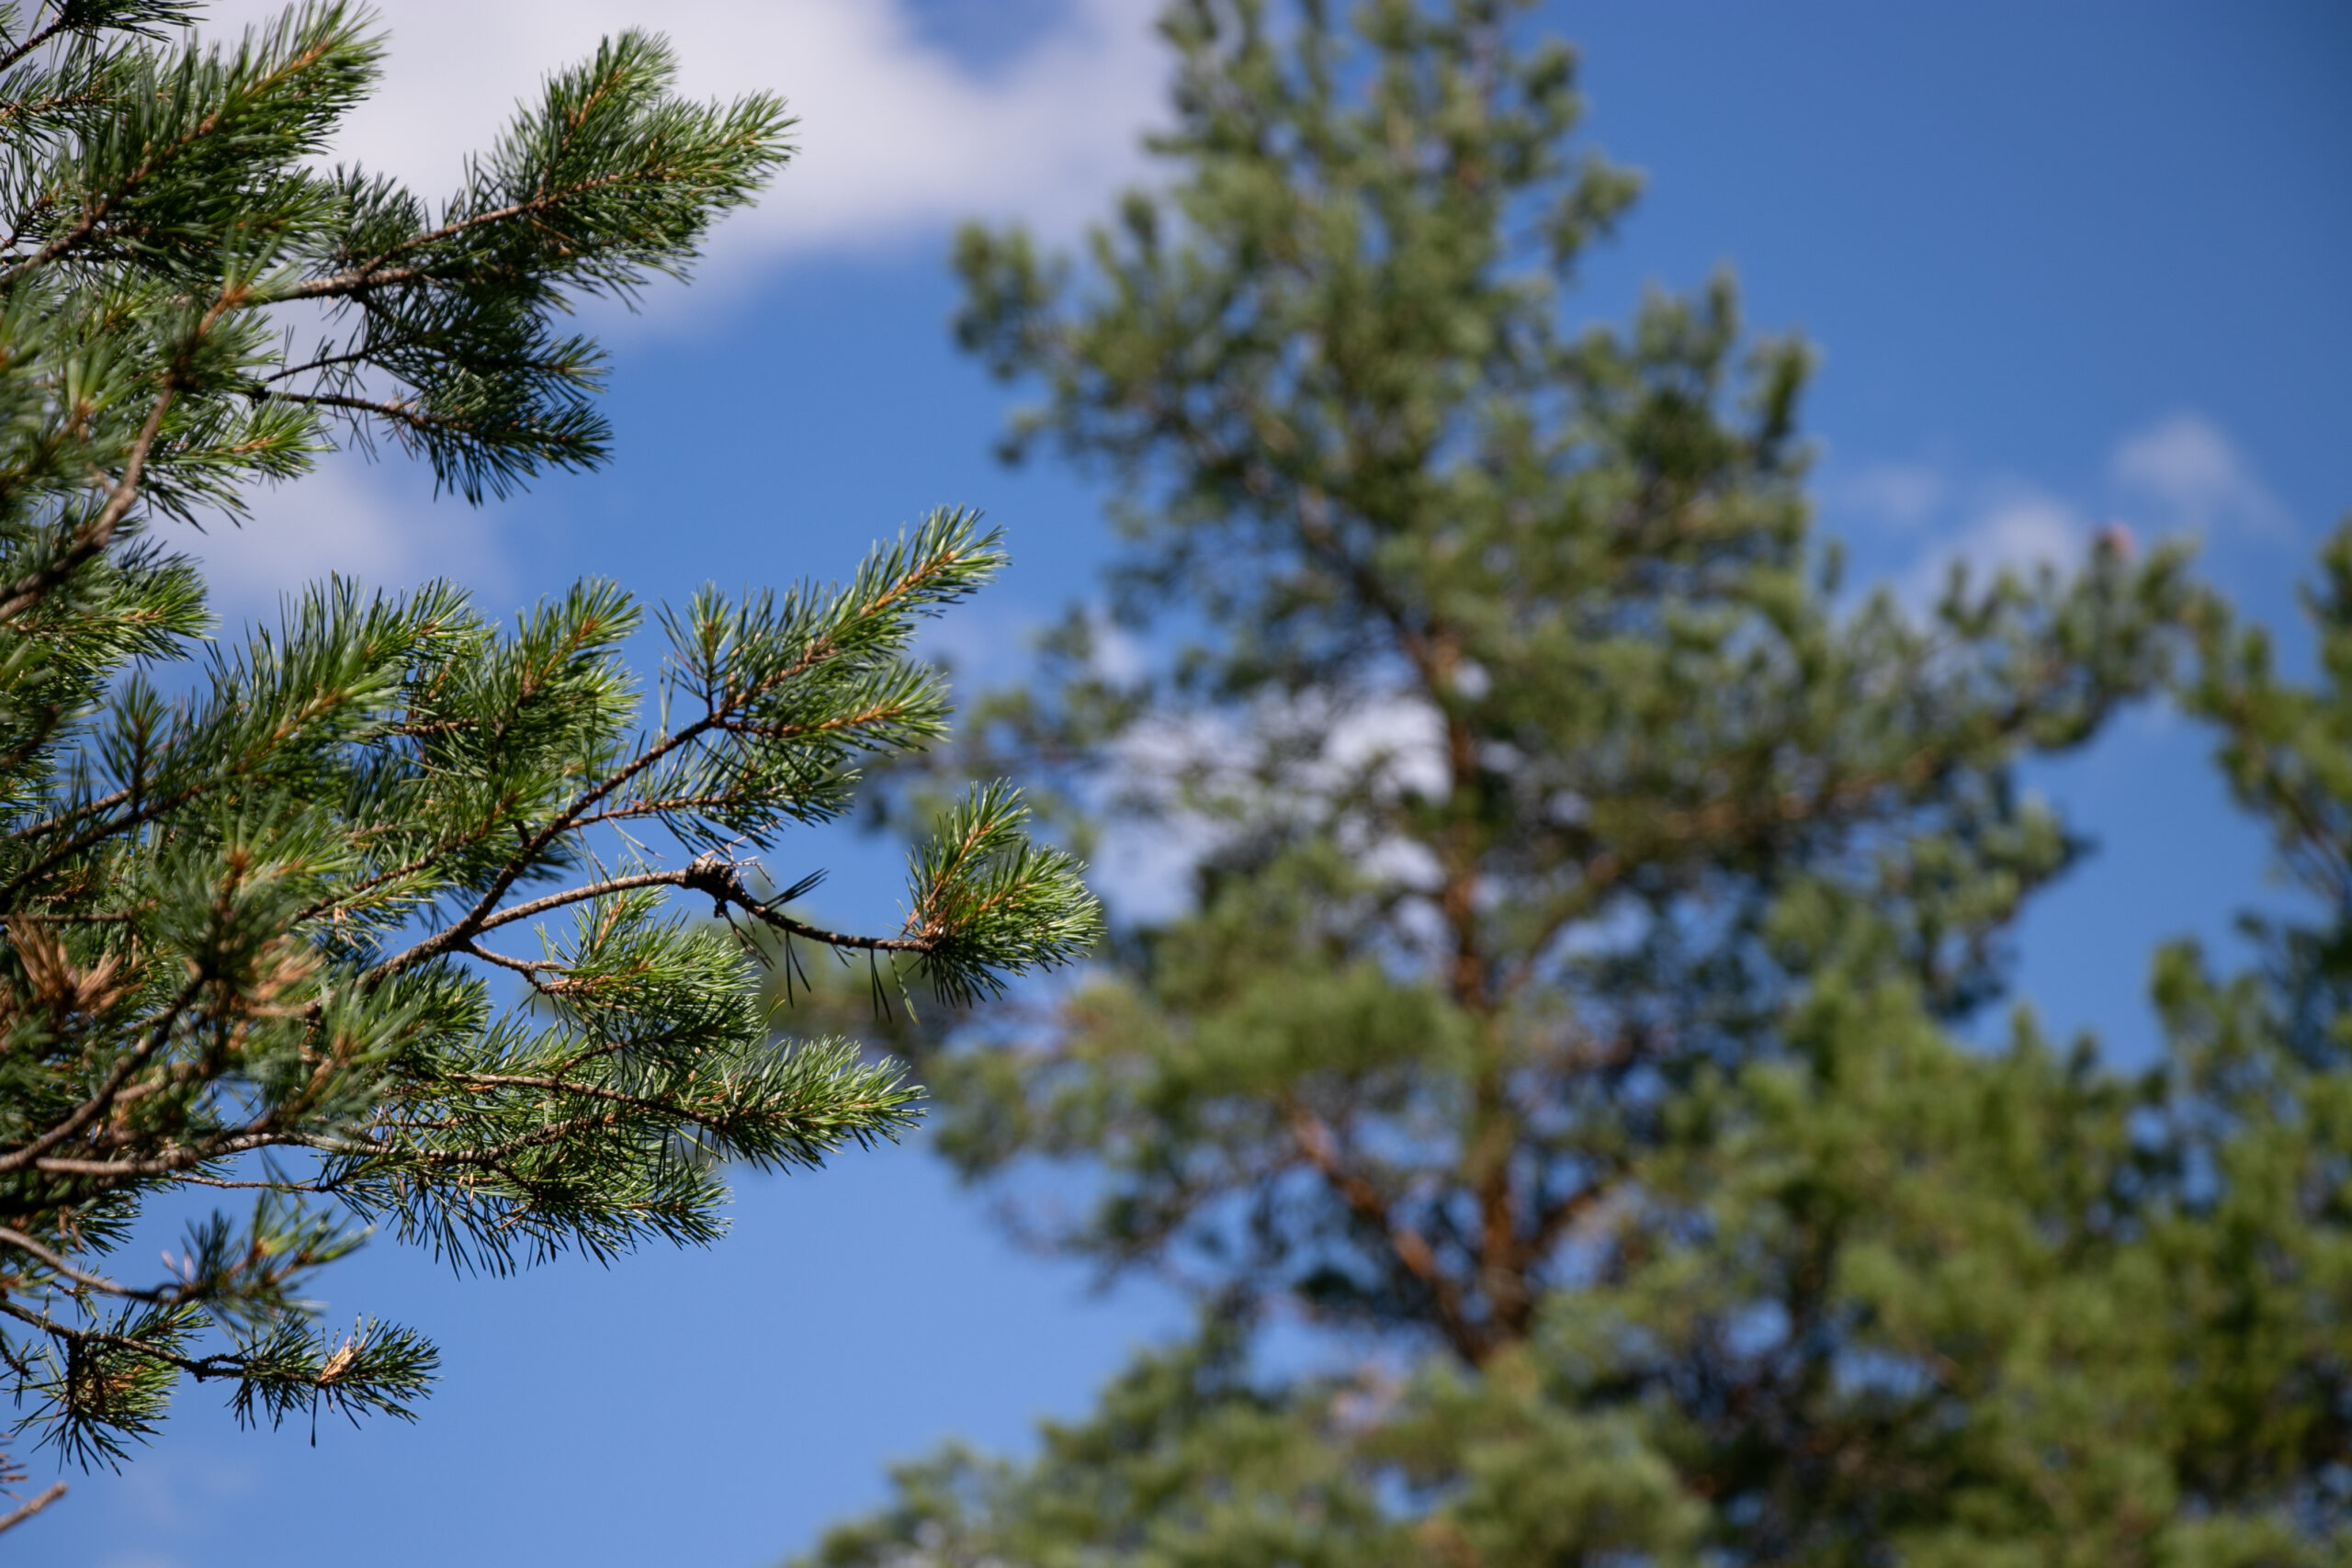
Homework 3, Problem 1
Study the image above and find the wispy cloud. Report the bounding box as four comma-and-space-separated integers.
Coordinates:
1827, 411, 2291, 612
1826, 457, 2093, 608
205, 0, 1163, 276
1898, 486, 2088, 608
2110, 411, 2290, 538
1824, 460, 1949, 534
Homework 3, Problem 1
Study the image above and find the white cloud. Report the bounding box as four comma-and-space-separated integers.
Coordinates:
167, 452, 501, 626
2110, 411, 2290, 538
1954, 491, 2085, 573
1086, 705, 1227, 921
145, 3, 1170, 608
1828, 413, 2289, 617
202, 0, 1164, 276
1837, 413, 2286, 613
1093, 807, 1216, 925
1323, 694, 1448, 802
1901, 486, 2086, 608
1081, 690, 1457, 924
1825, 460, 1948, 533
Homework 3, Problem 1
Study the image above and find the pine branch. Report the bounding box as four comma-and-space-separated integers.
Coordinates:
0, 7, 1089, 1472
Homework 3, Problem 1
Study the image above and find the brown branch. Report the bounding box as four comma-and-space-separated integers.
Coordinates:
0, 1297, 251, 1383
257, 389, 462, 432
0, 33, 340, 286
256, 345, 376, 385
447, 1071, 707, 1121
0, 775, 206, 908
569, 794, 742, 829
718, 695, 923, 742
0, 1482, 66, 1539
270, 169, 669, 303
0, 974, 203, 1175
396, 1109, 623, 1170
457, 942, 565, 978
0, 1224, 159, 1301
1280, 1098, 1489, 1363
0, 88, 106, 127
372, 540, 973, 982
177, 1172, 332, 1192
688, 855, 943, 954
371, 855, 944, 988
290, 817, 516, 926
28, 1128, 326, 1180
0, 385, 174, 623
0, 4, 79, 75
466, 869, 691, 936
370, 737, 723, 984
31, 1145, 271, 1179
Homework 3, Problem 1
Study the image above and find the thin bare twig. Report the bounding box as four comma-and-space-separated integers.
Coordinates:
0, 1225, 159, 1301
0, 1481, 67, 1538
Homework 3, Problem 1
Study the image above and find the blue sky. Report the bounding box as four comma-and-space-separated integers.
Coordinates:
28, 3, 2352, 1564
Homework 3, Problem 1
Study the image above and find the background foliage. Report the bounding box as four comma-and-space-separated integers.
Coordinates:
806, 3, 2351, 1563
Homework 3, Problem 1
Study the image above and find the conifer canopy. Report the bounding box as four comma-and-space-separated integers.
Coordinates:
803, 3, 2352, 1563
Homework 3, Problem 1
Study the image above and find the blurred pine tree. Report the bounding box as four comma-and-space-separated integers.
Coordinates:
803, 2, 2350, 1562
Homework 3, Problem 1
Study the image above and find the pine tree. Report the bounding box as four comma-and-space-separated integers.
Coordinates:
0, 0, 1099, 1502
923, 0, 2183, 1371
801, 2, 2345, 1563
